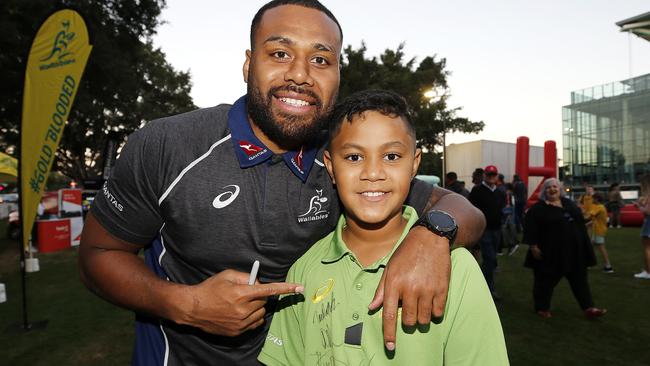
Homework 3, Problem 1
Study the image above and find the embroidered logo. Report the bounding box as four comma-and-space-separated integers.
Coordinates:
102, 181, 124, 212
290, 148, 304, 175
239, 140, 267, 160
212, 185, 240, 209
297, 189, 329, 223
266, 332, 283, 347
312, 278, 334, 304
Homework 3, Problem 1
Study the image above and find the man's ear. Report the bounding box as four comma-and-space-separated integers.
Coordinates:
243, 50, 251, 83
412, 148, 422, 179
323, 150, 335, 184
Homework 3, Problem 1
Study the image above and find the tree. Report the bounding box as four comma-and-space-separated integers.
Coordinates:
0, 0, 196, 183
339, 43, 484, 176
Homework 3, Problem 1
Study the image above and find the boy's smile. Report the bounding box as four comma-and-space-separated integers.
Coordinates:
324, 111, 421, 227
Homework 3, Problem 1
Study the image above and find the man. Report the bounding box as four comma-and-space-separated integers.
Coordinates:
79, 1, 485, 365
496, 174, 506, 194
445, 171, 469, 198
512, 174, 527, 233
469, 165, 505, 300
472, 167, 484, 188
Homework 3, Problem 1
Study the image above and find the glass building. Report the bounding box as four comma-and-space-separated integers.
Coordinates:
562, 73, 650, 187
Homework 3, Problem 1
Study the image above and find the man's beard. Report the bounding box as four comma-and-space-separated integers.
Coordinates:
247, 82, 335, 150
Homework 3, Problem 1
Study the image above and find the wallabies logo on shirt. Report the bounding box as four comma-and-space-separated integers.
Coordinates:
297, 188, 329, 223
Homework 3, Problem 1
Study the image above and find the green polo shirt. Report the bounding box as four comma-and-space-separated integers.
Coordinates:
259, 206, 509, 366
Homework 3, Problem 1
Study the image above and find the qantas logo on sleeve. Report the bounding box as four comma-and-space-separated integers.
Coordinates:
239, 141, 267, 160
213, 185, 240, 209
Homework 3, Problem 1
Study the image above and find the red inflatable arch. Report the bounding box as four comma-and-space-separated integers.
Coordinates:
515, 137, 557, 207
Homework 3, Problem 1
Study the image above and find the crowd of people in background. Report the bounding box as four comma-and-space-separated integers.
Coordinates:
447, 167, 650, 318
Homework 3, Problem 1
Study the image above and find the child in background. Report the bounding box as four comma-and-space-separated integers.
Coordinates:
579, 185, 595, 213
258, 90, 509, 366
590, 193, 613, 273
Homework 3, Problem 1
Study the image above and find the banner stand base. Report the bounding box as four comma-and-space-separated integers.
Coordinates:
4, 320, 48, 334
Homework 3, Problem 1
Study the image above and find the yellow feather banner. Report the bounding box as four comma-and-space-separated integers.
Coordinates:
20, 9, 92, 251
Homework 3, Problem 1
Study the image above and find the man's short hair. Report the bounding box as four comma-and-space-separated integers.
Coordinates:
328, 89, 415, 144
446, 172, 458, 181
250, 0, 343, 49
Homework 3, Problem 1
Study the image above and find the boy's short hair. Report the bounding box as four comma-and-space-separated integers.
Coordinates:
328, 89, 416, 144
250, 0, 343, 49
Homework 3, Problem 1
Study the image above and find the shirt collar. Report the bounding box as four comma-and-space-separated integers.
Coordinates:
227, 95, 318, 182
482, 181, 497, 192
321, 206, 419, 270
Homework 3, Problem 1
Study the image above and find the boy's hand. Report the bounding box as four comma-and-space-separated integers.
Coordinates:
368, 226, 450, 351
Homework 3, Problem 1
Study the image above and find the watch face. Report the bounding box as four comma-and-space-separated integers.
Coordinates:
428, 211, 456, 231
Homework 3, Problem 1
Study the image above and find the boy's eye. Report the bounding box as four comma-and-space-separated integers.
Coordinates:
384, 153, 401, 161
345, 154, 362, 162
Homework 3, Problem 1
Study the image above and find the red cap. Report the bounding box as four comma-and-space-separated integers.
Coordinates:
484, 165, 498, 174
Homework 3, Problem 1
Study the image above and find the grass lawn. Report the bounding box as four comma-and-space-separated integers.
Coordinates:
1, 220, 649, 365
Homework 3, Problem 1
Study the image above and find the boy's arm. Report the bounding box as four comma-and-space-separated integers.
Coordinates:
444, 249, 510, 365
258, 266, 306, 366
370, 184, 485, 350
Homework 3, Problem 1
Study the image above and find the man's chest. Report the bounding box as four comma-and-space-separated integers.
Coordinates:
158, 153, 340, 281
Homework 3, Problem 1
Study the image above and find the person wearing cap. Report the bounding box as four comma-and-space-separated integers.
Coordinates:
469, 165, 506, 300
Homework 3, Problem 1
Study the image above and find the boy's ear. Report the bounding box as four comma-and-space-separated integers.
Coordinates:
323, 150, 335, 184
412, 148, 422, 179
243, 50, 251, 83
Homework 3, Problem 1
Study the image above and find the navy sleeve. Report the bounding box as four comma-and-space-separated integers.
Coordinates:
90, 125, 164, 245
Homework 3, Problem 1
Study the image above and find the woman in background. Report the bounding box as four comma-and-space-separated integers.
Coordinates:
523, 178, 606, 319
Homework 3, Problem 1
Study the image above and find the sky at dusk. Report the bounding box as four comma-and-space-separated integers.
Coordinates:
153, 1, 650, 159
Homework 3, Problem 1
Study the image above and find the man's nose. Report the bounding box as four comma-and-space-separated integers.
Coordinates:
284, 58, 314, 86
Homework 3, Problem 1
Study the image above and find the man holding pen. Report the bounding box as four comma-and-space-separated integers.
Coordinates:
79, 1, 485, 365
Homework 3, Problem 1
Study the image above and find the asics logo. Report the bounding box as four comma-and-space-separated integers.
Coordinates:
213, 185, 240, 209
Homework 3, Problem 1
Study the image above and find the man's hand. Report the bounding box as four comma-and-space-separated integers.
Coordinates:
79, 213, 303, 338
368, 226, 450, 351
180, 269, 303, 336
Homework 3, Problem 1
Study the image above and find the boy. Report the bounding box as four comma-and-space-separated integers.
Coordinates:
258, 90, 509, 365
590, 193, 613, 273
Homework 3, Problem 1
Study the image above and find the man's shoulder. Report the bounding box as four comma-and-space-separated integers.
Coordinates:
141, 104, 232, 137
126, 104, 234, 162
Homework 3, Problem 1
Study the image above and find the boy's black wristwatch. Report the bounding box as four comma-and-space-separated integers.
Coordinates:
414, 210, 458, 246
